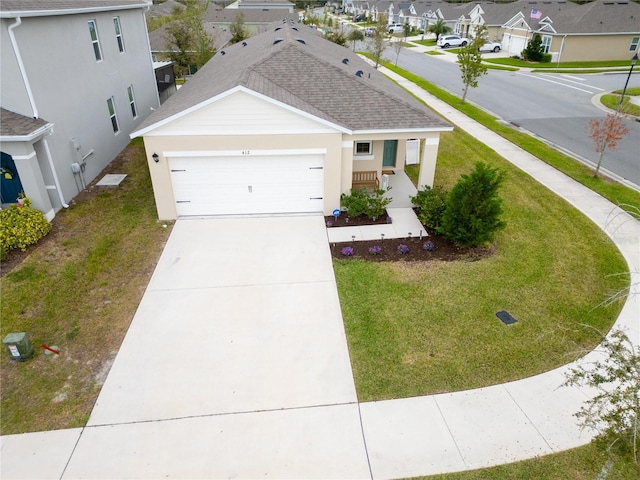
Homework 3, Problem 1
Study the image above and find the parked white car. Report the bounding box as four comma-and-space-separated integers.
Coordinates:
388, 23, 405, 34
479, 41, 502, 53
437, 35, 469, 48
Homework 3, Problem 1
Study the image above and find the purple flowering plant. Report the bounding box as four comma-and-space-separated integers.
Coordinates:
341, 246, 354, 256
397, 244, 409, 254
422, 241, 435, 251
368, 245, 382, 255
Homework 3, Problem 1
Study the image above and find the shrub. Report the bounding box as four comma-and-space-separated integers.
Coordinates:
368, 245, 382, 255
541, 53, 552, 63
522, 34, 544, 62
411, 185, 449, 230
0, 199, 52, 260
340, 187, 392, 220
438, 162, 506, 248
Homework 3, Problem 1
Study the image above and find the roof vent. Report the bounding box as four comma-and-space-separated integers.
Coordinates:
273, 38, 283, 44
355, 70, 363, 77
296, 39, 306, 44
221, 50, 225, 55
292, 27, 298, 31
342, 58, 349, 64
275, 27, 282, 31
242, 41, 247, 46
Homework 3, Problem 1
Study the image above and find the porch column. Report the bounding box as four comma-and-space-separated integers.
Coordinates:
417, 136, 441, 189
4, 143, 55, 221
341, 140, 354, 194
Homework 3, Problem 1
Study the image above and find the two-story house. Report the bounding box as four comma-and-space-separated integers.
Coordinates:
1, 0, 159, 220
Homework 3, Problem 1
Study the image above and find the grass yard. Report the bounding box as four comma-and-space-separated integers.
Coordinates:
335, 127, 629, 401
0, 139, 172, 435
420, 442, 640, 479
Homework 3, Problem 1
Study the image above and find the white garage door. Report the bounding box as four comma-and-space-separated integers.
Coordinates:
169, 154, 324, 216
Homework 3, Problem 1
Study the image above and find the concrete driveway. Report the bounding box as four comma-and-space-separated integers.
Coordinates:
64, 215, 371, 478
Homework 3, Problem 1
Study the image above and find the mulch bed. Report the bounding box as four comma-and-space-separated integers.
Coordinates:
326, 213, 493, 262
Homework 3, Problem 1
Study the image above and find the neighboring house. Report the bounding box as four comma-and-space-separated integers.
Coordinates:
131, 21, 452, 220
206, 9, 298, 35
344, 0, 640, 62
0, 0, 159, 219
231, 0, 296, 13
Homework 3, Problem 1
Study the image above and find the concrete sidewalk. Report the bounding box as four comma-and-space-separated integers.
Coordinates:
2, 70, 639, 480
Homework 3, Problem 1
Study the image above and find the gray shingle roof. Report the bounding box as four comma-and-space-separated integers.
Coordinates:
0, 108, 50, 137
135, 21, 451, 135
0, 0, 147, 17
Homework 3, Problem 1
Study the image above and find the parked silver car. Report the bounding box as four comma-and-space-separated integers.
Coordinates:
437, 34, 469, 48
479, 41, 502, 52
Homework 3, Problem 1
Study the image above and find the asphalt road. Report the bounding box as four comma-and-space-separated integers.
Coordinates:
389, 46, 640, 188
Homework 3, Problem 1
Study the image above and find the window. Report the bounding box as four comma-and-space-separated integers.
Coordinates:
113, 17, 125, 53
354, 141, 372, 155
88, 20, 102, 61
127, 85, 137, 118
631, 37, 639, 52
107, 97, 119, 134
541, 35, 552, 54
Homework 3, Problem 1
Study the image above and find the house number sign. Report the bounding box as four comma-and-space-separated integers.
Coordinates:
241, 150, 251, 155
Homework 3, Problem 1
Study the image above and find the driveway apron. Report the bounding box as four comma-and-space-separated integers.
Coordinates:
63, 215, 371, 479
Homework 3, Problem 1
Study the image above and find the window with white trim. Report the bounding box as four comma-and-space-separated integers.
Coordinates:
354, 141, 372, 156
631, 37, 639, 52
127, 85, 137, 118
541, 35, 552, 54
88, 20, 102, 61
107, 97, 120, 134
113, 17, 125, 53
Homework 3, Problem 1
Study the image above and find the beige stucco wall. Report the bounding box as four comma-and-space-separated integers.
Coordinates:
143, 132, 344, 219
549, 34, 640, 62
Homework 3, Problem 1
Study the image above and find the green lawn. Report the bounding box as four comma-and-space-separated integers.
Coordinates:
0, 139, 173, 434
420, 442, 640, 479
484, 58, 636, 69
335, 127, 628, 401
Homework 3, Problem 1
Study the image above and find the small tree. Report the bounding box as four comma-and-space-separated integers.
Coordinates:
340, 187, 392, 220
367, 14, 389, 69
165, 0, 215, 77
229, 12, 249, 44
522, 33, 544, 61
587, 113, 630, 178
410, 185, 449, 230
347, 28, 364, 51
438, 162, 506, 247
457, 25, 488, 103
564, 329, 640, 464
427, 18, 451, 42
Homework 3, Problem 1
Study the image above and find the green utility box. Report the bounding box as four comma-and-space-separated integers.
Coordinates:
3, 332, 34, 361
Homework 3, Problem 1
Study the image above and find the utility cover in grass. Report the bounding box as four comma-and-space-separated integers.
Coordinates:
496, 310, 517, 325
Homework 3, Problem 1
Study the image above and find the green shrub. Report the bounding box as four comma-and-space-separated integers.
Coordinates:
541, 53, 552, 63
438, 162, 506, 247
0, 198, 52, 260
522, 33, 544, 62
410, 185, 449, 230
340, 187, 392, 220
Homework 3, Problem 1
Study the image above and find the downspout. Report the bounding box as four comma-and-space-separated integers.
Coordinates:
43, 132, 69, 208
8, 17, 39, 119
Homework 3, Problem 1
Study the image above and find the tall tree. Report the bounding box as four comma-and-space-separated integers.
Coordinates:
229, 12, 249, 44
587, 113, 630, 178
457, 24, 488, 103
427, 18, 451, 41
165, 0, 215, 77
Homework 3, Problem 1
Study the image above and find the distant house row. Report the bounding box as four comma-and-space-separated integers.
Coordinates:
343, 0, 640, 62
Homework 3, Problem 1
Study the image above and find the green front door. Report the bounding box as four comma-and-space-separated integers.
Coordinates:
382, 140, 397, 168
